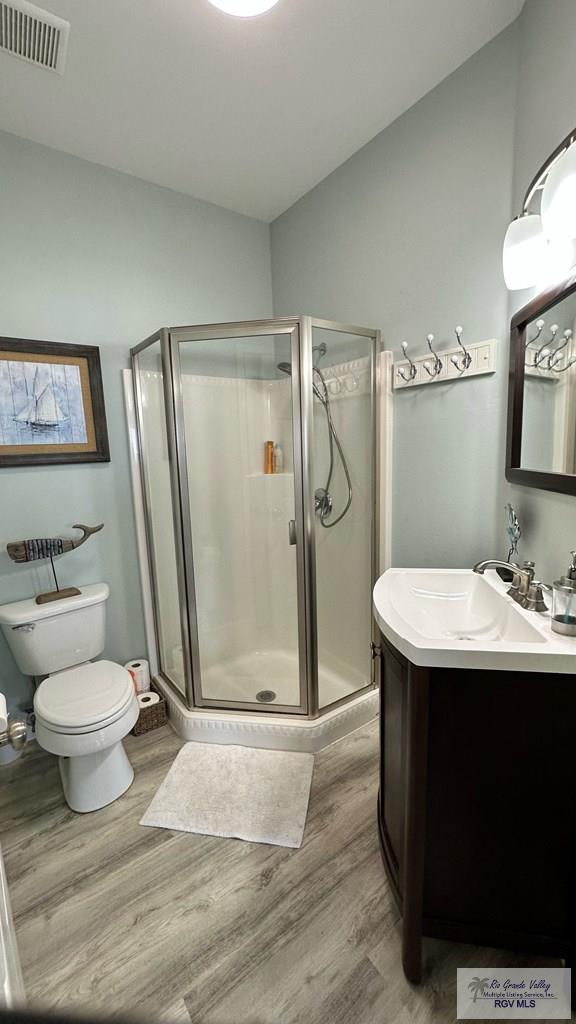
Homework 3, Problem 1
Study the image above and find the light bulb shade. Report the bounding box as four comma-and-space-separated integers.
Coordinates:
502, 214, 547, 290
207, 0, 280, 14
541, 141, 576, 241
535, 237, 576, 292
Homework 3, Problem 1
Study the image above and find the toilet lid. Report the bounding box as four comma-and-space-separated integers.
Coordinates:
35, 661, 135, 731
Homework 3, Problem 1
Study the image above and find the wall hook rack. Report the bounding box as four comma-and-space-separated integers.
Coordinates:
525, 318, 576, 376
393, 326, 496, 390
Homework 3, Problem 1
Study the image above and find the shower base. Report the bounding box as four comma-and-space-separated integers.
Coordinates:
200, 648, 365, 708
154, 673, 379, 754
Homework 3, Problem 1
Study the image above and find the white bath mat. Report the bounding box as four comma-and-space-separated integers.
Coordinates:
140, 743, 315, 849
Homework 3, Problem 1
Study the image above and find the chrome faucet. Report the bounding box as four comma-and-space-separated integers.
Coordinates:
473, 559, 535, 608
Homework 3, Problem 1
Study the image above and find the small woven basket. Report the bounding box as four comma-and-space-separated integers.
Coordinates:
131, 692, 167, 736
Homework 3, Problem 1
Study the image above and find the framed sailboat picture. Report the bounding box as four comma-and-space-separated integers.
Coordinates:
0, 338, 110, 467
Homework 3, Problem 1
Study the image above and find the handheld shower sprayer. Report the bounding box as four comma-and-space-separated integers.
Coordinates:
276, 346, 352, 528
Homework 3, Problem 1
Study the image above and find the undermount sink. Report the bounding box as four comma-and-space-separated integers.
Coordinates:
373, 568, 576, 672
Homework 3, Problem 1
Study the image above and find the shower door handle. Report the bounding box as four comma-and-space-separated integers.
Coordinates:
288, 520, 297, 546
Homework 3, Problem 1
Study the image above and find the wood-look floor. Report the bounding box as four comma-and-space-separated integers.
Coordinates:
0, 721, 559, 1024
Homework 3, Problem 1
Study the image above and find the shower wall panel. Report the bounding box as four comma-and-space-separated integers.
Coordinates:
181, 374, 297, 682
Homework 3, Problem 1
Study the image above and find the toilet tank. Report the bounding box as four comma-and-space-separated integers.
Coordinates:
0, 584, 109, 676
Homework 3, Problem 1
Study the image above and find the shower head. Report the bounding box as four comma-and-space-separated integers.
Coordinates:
277, 342, 327, 378
313, 342, 327, 366
278, 359, 328, 405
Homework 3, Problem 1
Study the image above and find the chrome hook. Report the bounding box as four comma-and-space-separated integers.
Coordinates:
451, 325, 472, 373
397, 341, 417, 382
426, 334, 442, 376
535, 323, 559, 367
551, 348, 576, 374
548, 328, 573, 369
525, 318, 545, 350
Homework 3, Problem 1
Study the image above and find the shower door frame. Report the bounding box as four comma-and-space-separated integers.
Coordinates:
307, 317, 383, 716
169, 318, 312, 715
131, 317, 382, 719
131, 328, 195, 703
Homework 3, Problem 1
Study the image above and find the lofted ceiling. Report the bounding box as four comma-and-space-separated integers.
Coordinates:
0, 0, 524, 221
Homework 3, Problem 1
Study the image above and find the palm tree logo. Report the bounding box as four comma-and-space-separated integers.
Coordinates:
468, 977, 490, 1002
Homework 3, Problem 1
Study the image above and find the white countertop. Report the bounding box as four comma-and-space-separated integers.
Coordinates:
373, 568, 576, 673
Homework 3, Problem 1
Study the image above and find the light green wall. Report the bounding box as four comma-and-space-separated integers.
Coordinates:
0, 130, 272, 709
271, 27, 519, 570
503, 0, 576, 584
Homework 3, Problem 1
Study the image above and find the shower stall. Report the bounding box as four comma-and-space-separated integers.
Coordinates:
129, 317, 385, 747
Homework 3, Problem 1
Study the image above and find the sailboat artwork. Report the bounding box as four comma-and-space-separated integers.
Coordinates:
0, 338, 109, 467
0, 359, 88, 446
14, 373, 69, 433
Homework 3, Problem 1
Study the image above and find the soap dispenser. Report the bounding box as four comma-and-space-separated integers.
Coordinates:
551, 551, 576, 636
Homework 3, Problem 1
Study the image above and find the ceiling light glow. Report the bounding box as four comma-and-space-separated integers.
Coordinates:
207, 0, 280, 16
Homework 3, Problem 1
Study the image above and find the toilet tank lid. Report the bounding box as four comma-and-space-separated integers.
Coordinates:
0, 583, 110, 626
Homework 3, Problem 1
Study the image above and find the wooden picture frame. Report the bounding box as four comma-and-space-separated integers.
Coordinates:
506, 269, 576, 496
0, 338, 110, 467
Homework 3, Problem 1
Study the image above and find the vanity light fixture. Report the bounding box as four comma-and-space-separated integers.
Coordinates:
207, 0, 280, 15
542, 141, 576, 241
503, 214, 548, 291
503, 127, 576, 291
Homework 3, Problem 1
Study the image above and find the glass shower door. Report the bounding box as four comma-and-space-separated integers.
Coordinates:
132, 333, 189, 698
309, 322, 378, 710
171, 323, 309, 713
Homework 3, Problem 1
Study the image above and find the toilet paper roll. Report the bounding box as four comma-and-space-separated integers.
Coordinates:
137, 691, 160, 709
125, 659, 150, 693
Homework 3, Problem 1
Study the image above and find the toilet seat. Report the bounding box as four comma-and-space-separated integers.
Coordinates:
35, 660, 135, 735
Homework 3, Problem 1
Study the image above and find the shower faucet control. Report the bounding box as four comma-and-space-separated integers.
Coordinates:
315, 488, 333, 519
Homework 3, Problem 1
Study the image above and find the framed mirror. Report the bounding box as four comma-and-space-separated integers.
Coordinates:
507, 269, 576, 494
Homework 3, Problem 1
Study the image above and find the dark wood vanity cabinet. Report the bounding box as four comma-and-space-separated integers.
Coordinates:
377, 634, 576, 983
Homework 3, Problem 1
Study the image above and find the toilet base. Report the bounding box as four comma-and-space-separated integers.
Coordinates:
59, 741, 134, 813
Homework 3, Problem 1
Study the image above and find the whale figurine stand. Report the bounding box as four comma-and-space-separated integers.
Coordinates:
6, 524, 104, 605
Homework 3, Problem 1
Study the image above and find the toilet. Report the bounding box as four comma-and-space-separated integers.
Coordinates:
0, 583, 139, 813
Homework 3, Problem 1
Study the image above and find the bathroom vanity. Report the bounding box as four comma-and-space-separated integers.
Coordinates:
373, 568, 576, 983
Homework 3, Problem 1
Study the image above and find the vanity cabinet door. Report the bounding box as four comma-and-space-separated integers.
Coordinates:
379, 637, 408, 881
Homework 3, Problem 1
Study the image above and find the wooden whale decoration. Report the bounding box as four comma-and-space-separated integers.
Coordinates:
7, 524, 104, 564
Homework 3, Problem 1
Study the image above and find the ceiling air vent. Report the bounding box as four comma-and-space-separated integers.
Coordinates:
0, 0, 69, 74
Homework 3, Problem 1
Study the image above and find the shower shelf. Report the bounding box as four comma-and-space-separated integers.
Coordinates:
247, 472, 294, 478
